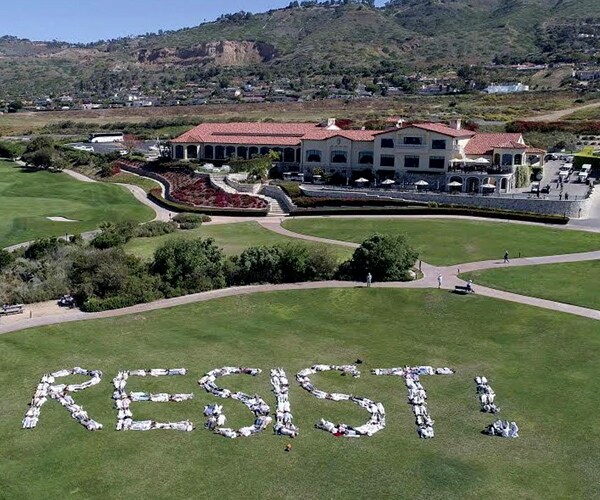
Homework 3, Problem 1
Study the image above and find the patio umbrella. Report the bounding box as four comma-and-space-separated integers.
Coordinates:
474, 157, 490, 164
381, 179, 395, 185
355, 177, 369, 183
447, 181, 463, 187
414, 180, 429, 186
481, 183, 496, 189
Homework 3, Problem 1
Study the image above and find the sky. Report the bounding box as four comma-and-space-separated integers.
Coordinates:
3, 0, 385, 43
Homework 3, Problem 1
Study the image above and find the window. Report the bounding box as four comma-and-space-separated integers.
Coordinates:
381, 138, 394, 148
432, 139, 447, 150
429, 156, 446, 169
403, 136, 423, 145
306, 149, 322, 162
514, 154, 522, 165
404, 155, 420, 169
174, 145, 184, 159
215, 146, 225, 160
204, 145, 214, 159
501, 153, 513, 166
493, 153, 501, 165
359, 151, 374, 164
380, 155, 395, 167
331, 150, 347, 163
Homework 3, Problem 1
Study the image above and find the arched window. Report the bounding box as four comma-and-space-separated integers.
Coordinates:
284, 148, 296, 163
186, 145, 197, 159
513, 154, 522, 165
226, 146, 236, 158
174, 145, 184, 159
359, 151, 374, 164
494, 153, 501, 165
331, 150, 347, 163
215, 146, 225, 160
260, 147, 270, 156
306, 150, 322, 162
502, 153, 513, 166
237, 146, 248, 159
249, 147, 259, 157
204, 145, 214, 159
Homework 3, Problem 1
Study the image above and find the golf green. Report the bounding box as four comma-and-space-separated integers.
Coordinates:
0, 161, 154, 247
282, 218, 600, 265
1, 289, 598, 499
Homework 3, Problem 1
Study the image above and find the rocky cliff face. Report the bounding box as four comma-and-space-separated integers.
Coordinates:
135, 41, 277, 67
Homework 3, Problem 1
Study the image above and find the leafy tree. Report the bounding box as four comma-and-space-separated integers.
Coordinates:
0, 140, 25, 159
151, 238, 226, 295
0, 249, 14, 270
234, 245, 283, 285
340, 233, 418, 282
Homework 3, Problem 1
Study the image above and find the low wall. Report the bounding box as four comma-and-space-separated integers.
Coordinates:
260, 185, 296, 213
225, 174, 262, 194
300, 186, 592, 218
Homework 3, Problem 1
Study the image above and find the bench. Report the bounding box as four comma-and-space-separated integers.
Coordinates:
454, 286, 474, 295
0, 304, 24, 316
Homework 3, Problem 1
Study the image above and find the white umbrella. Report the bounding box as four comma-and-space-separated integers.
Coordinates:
381, 179, 395, 185
355, 177, 369, 183
414, 180, 429, 186
474, 157, 490, 164
482, 183, 496, 189
447, 181, 463, 187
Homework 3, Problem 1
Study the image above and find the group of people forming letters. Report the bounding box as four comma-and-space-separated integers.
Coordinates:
297, 364, 386, 437
113, 368, 195, 431
373, 366, 454, 439
23, 367, 104, 431
475, 376, 518, 438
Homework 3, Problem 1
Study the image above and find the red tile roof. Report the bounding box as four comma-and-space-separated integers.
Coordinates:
464, 133, 525, 155
172, 122, 322, 146
526, 146, 546, 154
374, 122, 475, 138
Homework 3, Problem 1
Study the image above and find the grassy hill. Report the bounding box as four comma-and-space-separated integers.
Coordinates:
0, 1, 599, 98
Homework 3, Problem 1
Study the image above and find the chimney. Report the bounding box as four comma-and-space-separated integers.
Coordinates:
450, 119, 462, 130
325, 118, 340, 130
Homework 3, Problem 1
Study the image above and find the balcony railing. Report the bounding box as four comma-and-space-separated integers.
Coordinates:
448, 165, 513, 175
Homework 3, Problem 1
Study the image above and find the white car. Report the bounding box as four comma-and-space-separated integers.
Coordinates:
73, 145, 94, 152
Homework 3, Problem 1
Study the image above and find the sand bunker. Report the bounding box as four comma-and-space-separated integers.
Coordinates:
46, 216, 78, 222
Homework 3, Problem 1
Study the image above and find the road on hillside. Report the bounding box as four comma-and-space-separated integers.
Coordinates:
524, 100, 600, 122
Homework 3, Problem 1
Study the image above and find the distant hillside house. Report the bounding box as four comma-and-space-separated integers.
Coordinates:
574, 69, 600, 81
484, 83, 529, 94
171, 119, 544, 194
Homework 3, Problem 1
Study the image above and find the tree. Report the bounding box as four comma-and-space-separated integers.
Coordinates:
340, 233, 418, 282
233, 246, 283, 285
230, 150, 280, 181
152, 238, 226, 295
0, 140, 25, 159
0, 249, 14, 270
122, 134, 142, 155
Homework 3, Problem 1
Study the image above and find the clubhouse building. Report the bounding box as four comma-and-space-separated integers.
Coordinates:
171, 119, 545, 194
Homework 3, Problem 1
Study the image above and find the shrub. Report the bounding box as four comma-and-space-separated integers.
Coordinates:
24, 238, 62, 260
179, 222, 199, 230
0, 249, 15, 270
233, 246, 283, 285
151, 238, 226, 295
134, 221, 177, 238
91, 221, 136, 249
339, 233, 418, 282
173, 213, 211, 224
0, 140, 25, 159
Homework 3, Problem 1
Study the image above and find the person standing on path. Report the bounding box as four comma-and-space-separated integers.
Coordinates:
503, 250, 510, 264
437, 274, 443, 289
366, 273, 372, 288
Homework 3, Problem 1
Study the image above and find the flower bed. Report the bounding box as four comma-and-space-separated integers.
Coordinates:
117, 161, 268, 211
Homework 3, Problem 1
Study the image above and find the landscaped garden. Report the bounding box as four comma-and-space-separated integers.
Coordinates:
1, 288, 598, 499
462, 260, 600, 310
0, 161, 154, 248
282, 218, 600, 265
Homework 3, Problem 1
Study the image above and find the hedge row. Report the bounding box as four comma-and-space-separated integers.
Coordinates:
148, 188, 269, 217
290, 206, 570, 224
294, 196, 426, 208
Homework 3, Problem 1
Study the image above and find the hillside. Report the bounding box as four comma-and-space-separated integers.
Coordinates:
0, 0, 599, 98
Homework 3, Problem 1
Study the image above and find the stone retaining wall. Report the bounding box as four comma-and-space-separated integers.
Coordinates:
225, 174, 262, 194
260, 185, 296, 213
301, 186, 592, 218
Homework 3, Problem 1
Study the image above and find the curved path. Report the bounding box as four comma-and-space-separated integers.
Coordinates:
524, 99, 600, 122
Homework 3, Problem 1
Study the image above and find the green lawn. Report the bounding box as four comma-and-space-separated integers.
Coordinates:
101, 172, 162, 193
125, 221, 354, 260
462, 260, 600, 310
283, 218, 600, 266
0, 289, 598, 499
0, 162, 154, 248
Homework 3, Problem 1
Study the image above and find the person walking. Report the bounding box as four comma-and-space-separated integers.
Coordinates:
366, 272, 372, 288
564, 192, 569, 200
503, 250, 510, 264
437, 274, 443, 289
